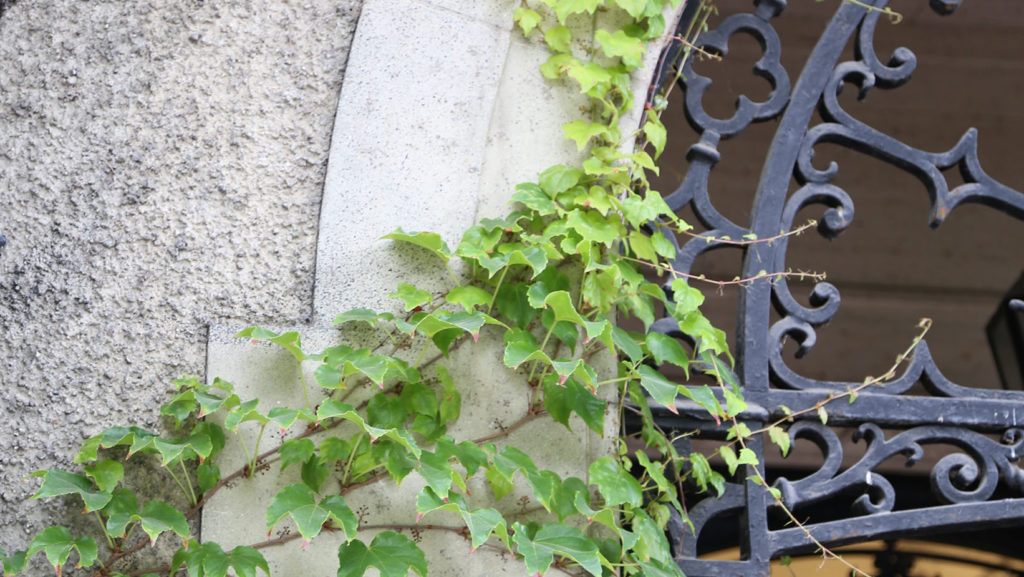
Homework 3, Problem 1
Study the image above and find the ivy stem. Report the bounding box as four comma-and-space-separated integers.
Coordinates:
179, 459, 198, 506
236, 432, 252, 476
297, 359, 311, 411
250, 423, 268, 476
486, 266, 510, 315
164, 463, 192, 505
341, 433, 365, 486
93, 511, 115, 549
445, 262, 462, 286
527, 323, 557, 384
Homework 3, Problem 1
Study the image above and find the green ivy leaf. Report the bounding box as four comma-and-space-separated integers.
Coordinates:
503, 329, 549, 370
594, 28, 645, 68
768, 425, 791, 457
544, 25, 572, 53
171, 542, 270, 577
566, 209, 622, 245
226, 546, 270, 577
381, 228, 452, 260
637, 365, 680, 413
551, 0, 603, 24
545, 375, 605, 432
589, 456, 643, 507
337, 531, 428, 577
651, 229, 677, 260
197, 461, 221, 494
613, 0, 648, 19
266, 484, 357, 545
102, 488, 138, 538
137, 500, 189, 546
84, 459, 123, 495
513, 6, 542, 36
511, 182, 558, 216
224, 399, 268, 431
437, 366, 462, 425
461, 507, 509, 550
316, 400, 421, 458
267, 407, 314, 432
1, 548, 27, 576
486, 465, 515, 501
494, 283, 535, 329
567, 61, 612, 94
512, 522, 602, 577
333, 308, 387, 328
631, 509, 672, 564
27, 527, 97, 574
373, 439, 417, 485
562, 120, 611, 151
389, 283, 432, 312
611, 326, 644, 363
643, 115, 667, 159
687, 453, 723, 497
539, 165, 582, 197
645, 333, 689, 371
722, 387, 747, 418
367, 394, 408, 429
234, 327, 308, 362
719, 446, 758, 476
279, 438, 316, 471
456, 224, 503, 260
445, 286, 492, 313
30, 469, 113, 512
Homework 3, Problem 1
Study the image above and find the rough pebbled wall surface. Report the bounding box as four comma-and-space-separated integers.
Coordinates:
0, 0, 362, 566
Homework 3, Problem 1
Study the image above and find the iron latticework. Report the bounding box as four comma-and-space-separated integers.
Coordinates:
646, 1, 1024, 575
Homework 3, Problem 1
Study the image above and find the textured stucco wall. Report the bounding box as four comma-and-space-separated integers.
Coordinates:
0, 0, 362, 564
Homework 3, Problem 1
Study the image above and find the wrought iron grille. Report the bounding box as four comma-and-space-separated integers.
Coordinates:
644, 0, 1024, 575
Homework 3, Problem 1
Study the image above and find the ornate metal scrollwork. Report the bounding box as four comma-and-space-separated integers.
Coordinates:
647, 0, 1024, 574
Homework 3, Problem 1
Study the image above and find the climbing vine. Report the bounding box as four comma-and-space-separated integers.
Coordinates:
0, 1, 910, 577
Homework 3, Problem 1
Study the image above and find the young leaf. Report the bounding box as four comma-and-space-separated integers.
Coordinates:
511, 183, 558, 216
637, 365, 680, 414
768, 425, 791, 457
486, 465, 515, 501
333, 308, 385, 328
389, 283, 432, 312
613, 0, 648, 19
539, 165, 582, 197
337, 531, 428, 577
511, 522, 602, 577
645, 333, 689, 370
1, 549, 27, 576
594, 28, 645, 68
513, 6, 542, 37
562, 120, 611, 151
445, 286, 492, 312
544, 25, 572, 53
550, 0, 602, 24
381, 228, 452, 260
643, 115, 667, 159
234, 327, 308, 362
589, 456, 643, 507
